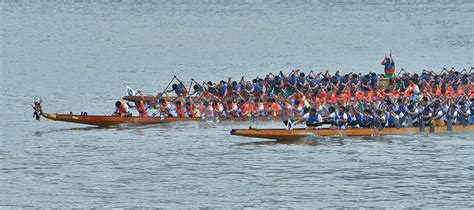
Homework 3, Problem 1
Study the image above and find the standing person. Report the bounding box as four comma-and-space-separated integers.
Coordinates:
381, 51, 395, 80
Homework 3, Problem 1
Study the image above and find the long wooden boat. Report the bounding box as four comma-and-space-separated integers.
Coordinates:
42, 113, 283, 127
35, 103, 284, 127
230, 125, 474, 141
42, 113, 202, 127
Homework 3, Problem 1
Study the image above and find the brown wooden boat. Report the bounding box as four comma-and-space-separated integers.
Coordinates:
230, 125, 474, 141
42, 113, 203, 127
34, 102, 283, 127
41, 113, 283, 127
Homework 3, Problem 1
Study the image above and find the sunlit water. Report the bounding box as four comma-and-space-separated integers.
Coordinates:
1, 0, 473, 207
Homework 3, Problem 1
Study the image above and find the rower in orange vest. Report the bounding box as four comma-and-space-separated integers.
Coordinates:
242, 101, 253, 117
348, 90, 357, 106
134, 100, 150, 117
174, 101, 186, 117
456, 86, 464, 97
113, 101, 132, 117
356, 91, 364, 102
226, 100, 240, 117
202, 101, 214, 118
268, 98, 280, 117
330, 91, 338, 105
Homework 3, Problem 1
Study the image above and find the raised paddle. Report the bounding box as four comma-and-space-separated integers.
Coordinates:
149, 76, 177, 117
161, 76, 177, 98
188, 79, 195, 97
168, 76, 187, 104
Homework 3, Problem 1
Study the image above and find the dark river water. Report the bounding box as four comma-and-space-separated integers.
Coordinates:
1, 0, 473, 207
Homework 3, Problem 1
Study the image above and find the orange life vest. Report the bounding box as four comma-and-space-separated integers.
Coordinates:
160, 101, 170, 115
385, 67, 394, 74
365, 92, 373, 102
175, 104, 185, 117
242, 103, 251, 116
136, 101, 148, 117
457, 88, 463, 97
270, 102, 280, 117
117, 102, 128, 114
330, 93, 338, 104
320, 91, 328, 104
339, 93, 348, 104
356, 92, 364, 101
189, 105, 196, 118
198, 104, 205, 115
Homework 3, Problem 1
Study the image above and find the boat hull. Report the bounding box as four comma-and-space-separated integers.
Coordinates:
230, 125, 474, 141
44, 113, 283, 127
44, 113, 201, 127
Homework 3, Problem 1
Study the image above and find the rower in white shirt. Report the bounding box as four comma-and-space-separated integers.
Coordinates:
294, 108, 323, 128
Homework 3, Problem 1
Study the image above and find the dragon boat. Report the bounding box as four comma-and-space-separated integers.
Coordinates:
33, 101, 282, 127
230, 125, 474, 141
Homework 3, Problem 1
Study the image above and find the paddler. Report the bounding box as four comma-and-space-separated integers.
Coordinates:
229, 79, 242, 98
381, 51, 395, 80
159, 98, 177, 117
190, 78, 206, 96
217, 80, 229, 97
420, 107, 433, 128
225, 100, 240, 118
126, 91, 150, 117
432, 103, 446, 126
406, 104, 420, 127
167, 77, 188, 97
133, 95, 150, 117
359, 109, 374, 128
294, 107, 322, 128
333, 106, 349, 129
113, 100, 132, 117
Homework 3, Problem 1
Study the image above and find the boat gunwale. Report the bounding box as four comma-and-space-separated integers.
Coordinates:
230, 125, 474, 140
